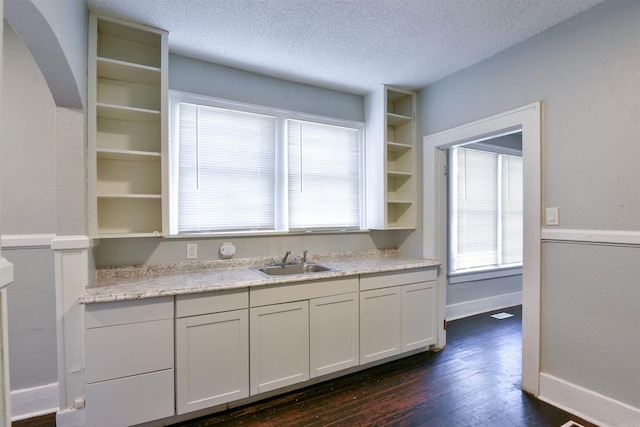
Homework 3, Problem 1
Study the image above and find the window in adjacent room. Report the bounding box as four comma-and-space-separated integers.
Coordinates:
169, 92, 364, 235
449, 144, 523, 274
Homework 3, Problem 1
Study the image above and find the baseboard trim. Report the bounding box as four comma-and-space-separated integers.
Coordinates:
446, 291, 522, 321
539, 373, 640, 427
56, 407, 86, 427
10, 382, 59, 421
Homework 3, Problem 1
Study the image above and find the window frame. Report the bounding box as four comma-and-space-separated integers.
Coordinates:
169, 90, 366, 237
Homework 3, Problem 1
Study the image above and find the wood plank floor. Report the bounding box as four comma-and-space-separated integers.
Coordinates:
13, 305, 597, 427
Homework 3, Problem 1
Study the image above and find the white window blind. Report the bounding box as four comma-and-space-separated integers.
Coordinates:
177, 103, 276, 233
287, 120, 361, 229
450, 147, 522, 272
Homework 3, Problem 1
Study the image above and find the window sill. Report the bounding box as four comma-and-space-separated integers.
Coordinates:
448, 266, 522, 284
166, 228, 371, 239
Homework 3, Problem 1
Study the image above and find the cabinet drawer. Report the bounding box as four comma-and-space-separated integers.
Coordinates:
86, 369, 174, 427
85, 296, 173, 328
176, 288, 248, 318
360, 268, 436, 291
250, 277, 358, 307
85, 318, 173, 383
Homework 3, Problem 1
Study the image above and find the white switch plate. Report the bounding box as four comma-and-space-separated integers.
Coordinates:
545, 207, 559, 226
186, 243, 198, 259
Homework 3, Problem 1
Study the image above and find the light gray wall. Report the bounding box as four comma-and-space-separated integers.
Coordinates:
0, 25, 58, 391
447, 275, 521, 306
418, 0, 639, 408
419, 0, 639, 232
3, 249, 57, 389
95, 54, 393, 268
542, 242, 639, 406
31, 0, 87, 105
170, 54, 364, 122
1, 24, 56, 234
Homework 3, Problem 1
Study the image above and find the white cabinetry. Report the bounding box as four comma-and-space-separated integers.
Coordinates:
249, 277, 359, 394
360, 268, 437, 364
84, 297, 174, 427
359, 286, 402, 364
365, 86, 416, 229
88, 14, 168, 237
175, 290, 249, 414
250, 301, 310, 394
310, 292, 359, 378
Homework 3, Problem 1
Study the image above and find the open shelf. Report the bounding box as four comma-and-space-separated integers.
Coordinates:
97, 148, 161, 161
97, 117, 161, 152
386, 202, 414, 229
97, 103, 161, 123
387, 113, 412, 127
365, 86, 416, 229
97, 57, 161, 85
89, 14, 167, 238
97, 19, 161, 68
97, 197, 163, 236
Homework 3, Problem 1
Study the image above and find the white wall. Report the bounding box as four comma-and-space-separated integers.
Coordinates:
418, 0, 639, 414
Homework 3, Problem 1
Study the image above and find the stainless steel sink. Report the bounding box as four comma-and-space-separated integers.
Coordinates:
251, 263, 336, 278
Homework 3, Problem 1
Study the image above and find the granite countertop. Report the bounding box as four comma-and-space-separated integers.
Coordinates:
81, 250, 440, 304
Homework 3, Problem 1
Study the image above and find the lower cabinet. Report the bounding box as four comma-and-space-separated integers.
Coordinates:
249, 277, 360, 394
310, 292, 359, 378
84, 297, 174, 427
360, 268, 437, 365
359, 287, 402, 364
401, 281, 437, 351
175, 290, 249, 415
250, 300, 310, 394
83, 268, 437, 425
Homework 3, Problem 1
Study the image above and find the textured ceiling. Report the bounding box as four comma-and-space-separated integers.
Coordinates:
86, 0, 605, 95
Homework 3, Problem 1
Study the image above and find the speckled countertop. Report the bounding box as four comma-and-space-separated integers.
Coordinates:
81, 250, 440, 304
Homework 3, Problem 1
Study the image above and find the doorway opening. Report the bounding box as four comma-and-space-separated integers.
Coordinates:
423, 102, 541, 396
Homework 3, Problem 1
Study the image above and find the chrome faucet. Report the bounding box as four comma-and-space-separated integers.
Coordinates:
303, 250, 308, 263
282, 250, 291, 264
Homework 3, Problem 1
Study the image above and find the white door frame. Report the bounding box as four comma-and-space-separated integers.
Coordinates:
423, 102, 542, 396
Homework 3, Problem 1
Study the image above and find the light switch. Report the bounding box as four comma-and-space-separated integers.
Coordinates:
545, 207, 559, 226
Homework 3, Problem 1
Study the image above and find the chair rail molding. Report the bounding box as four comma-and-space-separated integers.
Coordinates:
541, 228, 640, 246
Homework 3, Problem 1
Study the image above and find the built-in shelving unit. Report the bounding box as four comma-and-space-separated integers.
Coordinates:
365, 86, 416, 229
88, 14, 168, 238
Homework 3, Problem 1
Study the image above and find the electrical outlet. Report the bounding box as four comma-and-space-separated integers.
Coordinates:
187, 243, 198, 259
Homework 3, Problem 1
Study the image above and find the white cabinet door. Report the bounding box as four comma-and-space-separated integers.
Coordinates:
402, 281, 437, 352
359, 287, 402, 364
175, 309, 249, 414
310, 292, 359, 378
250, 301, 309, 395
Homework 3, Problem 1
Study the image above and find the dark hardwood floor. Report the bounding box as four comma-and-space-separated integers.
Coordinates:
13, 305, 597, 427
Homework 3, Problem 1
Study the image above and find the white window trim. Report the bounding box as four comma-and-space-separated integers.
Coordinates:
169, 90, 366, 236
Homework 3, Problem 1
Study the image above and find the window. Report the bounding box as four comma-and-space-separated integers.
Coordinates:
170, 92, 363, 234
449, 146, 523, 273
287, 120, 361, 230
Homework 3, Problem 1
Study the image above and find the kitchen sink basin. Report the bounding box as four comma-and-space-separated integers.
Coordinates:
251, 262, 336, 278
